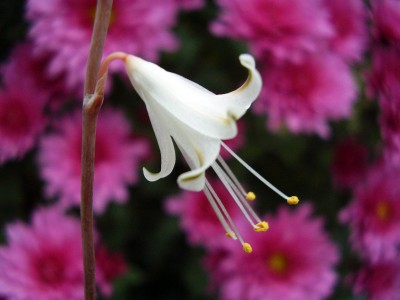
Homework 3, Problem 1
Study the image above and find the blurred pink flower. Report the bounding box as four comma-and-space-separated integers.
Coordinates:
379, 93, 400, 166
178, 0, 205, 10
371, 0, 400, 44
26, 0, 179, 91
324, 0, 367, 62
331, 137, 368, 190
211, 0, 333, 62
253, 53, 357, 137
165, 178, 243, 249
96, 245, 128, 297
38, 108, 150, 214
205, 204, 339, 300
367, 47, 400, 97
0, 207, 126, 299
352, 259, 400, 300
0, 84, 47, 164
340, 164, 400, 262
0, 207, 84, 299
2, 42, 72, 106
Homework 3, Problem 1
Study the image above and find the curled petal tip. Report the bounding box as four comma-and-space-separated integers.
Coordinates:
239, 54, 256, 68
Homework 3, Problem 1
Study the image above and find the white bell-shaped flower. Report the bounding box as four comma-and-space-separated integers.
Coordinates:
124, 54, 262, 192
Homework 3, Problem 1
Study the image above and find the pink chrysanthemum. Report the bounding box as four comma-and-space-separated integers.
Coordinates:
340, 164, 400, 262
253, 53, 356, 137
165, 178, 243, 249
205, 204, 339, 300
96, 245, 128, 297
324, 0, 367, 62
367, 47, 400, 97
2, 42, 71, 105
211, 0, 333, 62
0, 207, 125, 299
331, 137, 368, 190
371, 0, 400, 44
38, 108, 150, 214
178, 0, 205, 10
379, 93, 400, 166
26, 0, 179, 91
352, 259, 400, 300
0, 84, 47, 164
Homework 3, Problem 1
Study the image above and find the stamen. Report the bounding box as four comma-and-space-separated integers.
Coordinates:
254, 221, 269, 232
246, 192, 256, 201
225, 231, 236, 239
203, 185, 234, 238
212, 163, 258, 227
215, 159, 263, 225
217, 156, 247, 196
221, 142, 299, 204
243, 243, 253, 254
287, 196, 299, 205
205, 180, 245, 245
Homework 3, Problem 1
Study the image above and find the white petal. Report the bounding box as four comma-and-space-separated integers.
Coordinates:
151, 102, 220, 191
142, 98, 176, 182
175, 130, 220, 191
216, 54, 262, 119
125, 55, 237, 140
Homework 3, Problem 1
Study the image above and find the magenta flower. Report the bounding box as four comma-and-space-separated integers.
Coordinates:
340, 164, 400, 262
331, 137, 368, 190
352, 259, 400, 300
0, 208, 84, 299
0, 207, 126, 299
379, 93, 400, 166
368, 47, 400, 97
178, 0, 205, 10
371, 0, 400, 44
324, 0, 367, 62
205, 204, 339, 300
38, 108, 150, 214
0, 84, 47, 164
2, 42, 72, 105
211, 0, 333, 62
253, 53, 356, 137
165, 178, 243, 249
96, 245, 128, 297
26, 0, 179, 91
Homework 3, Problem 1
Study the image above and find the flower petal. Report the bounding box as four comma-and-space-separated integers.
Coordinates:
216, 54, 262, 119
125, 55, 238, 140
142, 97, 176, 182
149, 102, 221, 191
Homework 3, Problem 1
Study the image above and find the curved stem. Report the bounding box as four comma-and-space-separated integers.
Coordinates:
81, 1, 113, 300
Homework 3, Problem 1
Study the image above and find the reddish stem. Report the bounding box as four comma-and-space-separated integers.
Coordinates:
80, 1, 113, 300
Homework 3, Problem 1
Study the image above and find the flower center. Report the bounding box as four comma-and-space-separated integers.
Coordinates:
0, 101, 29, 136
376, 201, 390, 221
34, 251, 66, 286
267, 253, 288, 274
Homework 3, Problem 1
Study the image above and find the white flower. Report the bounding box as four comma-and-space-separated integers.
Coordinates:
121, 53, 299, 253
124, 54, 261, 191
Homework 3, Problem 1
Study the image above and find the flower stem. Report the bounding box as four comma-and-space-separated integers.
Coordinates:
81, 1, 113, 300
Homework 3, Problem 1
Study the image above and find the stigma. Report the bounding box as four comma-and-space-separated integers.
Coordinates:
202, 142, 299, 254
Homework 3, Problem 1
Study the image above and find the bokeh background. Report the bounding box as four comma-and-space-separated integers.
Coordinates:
1, 0, 399, 299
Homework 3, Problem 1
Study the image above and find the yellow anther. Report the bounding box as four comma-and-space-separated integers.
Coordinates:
254, 221, 269, 232
287, 196, 299, 205
243, 243, 252, 254
246, 191, 256, 201
225, 231, 236, 239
